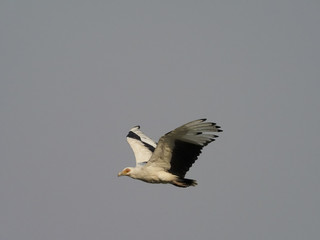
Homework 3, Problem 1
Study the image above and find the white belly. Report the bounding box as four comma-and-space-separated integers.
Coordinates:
132, 167, 176, 184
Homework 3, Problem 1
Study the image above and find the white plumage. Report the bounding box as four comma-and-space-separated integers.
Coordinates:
118, 119, 222, 187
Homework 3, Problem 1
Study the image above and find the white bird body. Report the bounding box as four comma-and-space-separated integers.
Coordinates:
118, 119, 222, 187
127, 166, 177, 183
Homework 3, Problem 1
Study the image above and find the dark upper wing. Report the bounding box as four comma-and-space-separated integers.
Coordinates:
146, 119, 222, 177
169, 140, 205, 177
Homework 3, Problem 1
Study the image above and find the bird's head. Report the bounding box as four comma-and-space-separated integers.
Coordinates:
118, 167, 132, 177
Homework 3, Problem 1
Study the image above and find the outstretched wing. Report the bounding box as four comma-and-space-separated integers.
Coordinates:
126, 126, 157, 166
146, 119, 222, 177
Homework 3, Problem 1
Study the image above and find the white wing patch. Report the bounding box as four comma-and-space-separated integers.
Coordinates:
119, 119, 223, 188
146, 119, 222, 176
165, 119, 221, 146
126, 126, 157, 166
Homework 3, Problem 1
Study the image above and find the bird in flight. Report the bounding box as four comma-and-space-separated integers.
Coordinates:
118, 119, 222, 187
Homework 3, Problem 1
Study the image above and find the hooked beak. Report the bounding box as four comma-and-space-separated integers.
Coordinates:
118, 171, 123, 177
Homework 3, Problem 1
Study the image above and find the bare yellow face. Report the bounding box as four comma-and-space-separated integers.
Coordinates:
118, 168, 131, 177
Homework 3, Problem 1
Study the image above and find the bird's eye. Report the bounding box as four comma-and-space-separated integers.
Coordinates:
125, 168, 131, 173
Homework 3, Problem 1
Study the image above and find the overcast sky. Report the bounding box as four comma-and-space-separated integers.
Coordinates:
1, 1, 320, 239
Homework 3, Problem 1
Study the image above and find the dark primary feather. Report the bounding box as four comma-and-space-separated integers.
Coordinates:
121, 119, 223, 188
168, 140, 208, 177
164, 120, 221, 177
127, 130, 156, 152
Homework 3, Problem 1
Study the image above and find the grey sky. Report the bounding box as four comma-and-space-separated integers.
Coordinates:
1, 1, 320, 239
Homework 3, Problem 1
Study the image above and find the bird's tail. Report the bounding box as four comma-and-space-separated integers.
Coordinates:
172, 178, 197, 188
